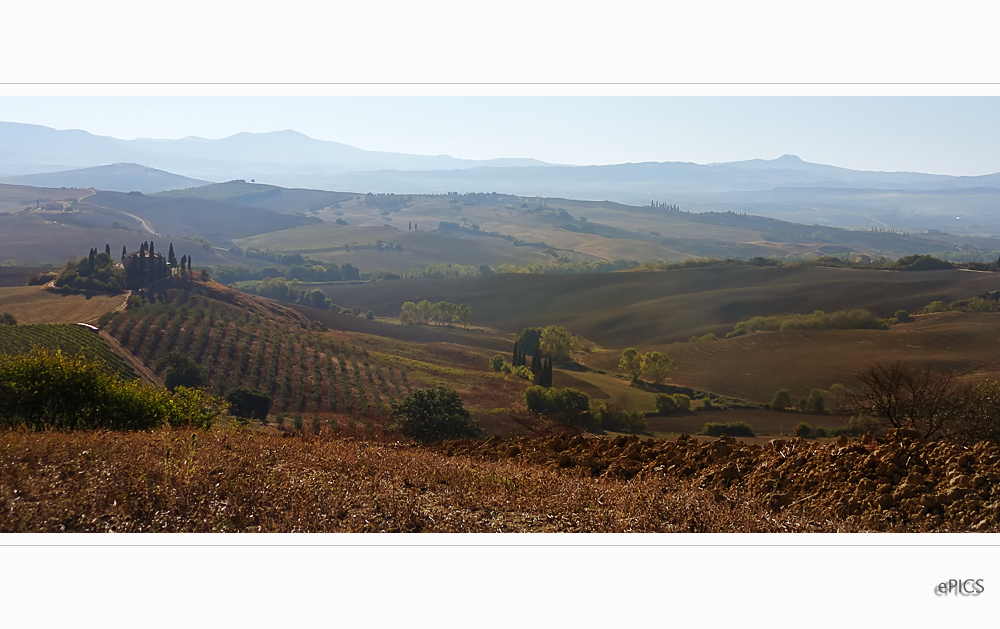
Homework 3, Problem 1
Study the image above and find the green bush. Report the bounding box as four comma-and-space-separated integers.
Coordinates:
829, 415, 879, 437
225, 386, 272, 421
390, 386, 483, 442
0, 347, 225, 431
510, 365, 534, 380
489, 354, 506, 371
699, 421, 755, 437
655, 393, 690, 414
592, 401, 647, 433
770, 388, 792, 410
161, 351, 207, 391
0, 312, 16, 326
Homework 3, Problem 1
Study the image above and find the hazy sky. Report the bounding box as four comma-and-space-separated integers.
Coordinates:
2, 96, 999, 175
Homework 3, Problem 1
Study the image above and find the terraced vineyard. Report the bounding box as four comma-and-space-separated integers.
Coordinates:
102, 291, 414, 416
0, 323, 137, 379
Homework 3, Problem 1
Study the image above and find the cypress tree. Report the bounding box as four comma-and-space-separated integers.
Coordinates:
88, 248, 96, 274
168, 243, 176, 266
121, 245, 127, 261
149, 241, 155, 258
531, 347, 542, 376
545, 358, 553, 387
105, 243, 111, 256
512, 341, 520, 367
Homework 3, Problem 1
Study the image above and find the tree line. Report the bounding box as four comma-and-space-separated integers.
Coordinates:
399, 301, 474, 327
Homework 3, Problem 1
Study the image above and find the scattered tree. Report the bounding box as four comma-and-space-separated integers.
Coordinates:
539, 325, 574, 360
618, 347, 643, 381
390, 386, 482, 442
640, 351, 676, 384
161, 351, 207, 391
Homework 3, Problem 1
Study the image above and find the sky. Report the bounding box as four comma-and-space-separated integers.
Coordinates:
2, 96, 1000, 176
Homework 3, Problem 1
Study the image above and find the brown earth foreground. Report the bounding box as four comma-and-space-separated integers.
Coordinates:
3, 427, 998, 532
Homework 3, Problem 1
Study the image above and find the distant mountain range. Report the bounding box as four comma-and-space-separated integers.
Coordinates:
0, 121, 551, 182
5, 120, 1000, 234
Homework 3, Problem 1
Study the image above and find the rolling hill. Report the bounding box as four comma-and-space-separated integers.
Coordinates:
306, 265, 1000, 347
591, 311, 1000, 405
0, 163, 210, 194
85, 190, 322, 245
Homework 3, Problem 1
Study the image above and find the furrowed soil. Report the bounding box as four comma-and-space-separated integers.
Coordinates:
3, 427, 996, 532
310, 266, 1000, 347
581, 311, 1000, 404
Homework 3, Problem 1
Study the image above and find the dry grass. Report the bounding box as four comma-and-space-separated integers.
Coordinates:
1, 427, 866, 533
0, 286, 125, 324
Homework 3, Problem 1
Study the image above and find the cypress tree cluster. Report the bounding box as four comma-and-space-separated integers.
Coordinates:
512, 341, 527, 367
534, 355, 553, 388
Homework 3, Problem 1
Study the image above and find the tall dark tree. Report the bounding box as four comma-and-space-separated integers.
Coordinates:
180, 255, 187, 271
149, 241, 155, 257
121, 245, 127, 262
168, 242, 176, 267
88, 248, 96, 274
138, 246, 146, 272
531, 347, 542, 376
105, 243, 111, 256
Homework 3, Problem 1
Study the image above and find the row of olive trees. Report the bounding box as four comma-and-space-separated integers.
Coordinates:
399, 300, 474, 327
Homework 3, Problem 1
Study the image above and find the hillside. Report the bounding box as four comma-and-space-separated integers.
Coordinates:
611, 311, 1000, 405
99, 278, 528, 428
0, 323, 137, 380
305, 266, 1000, 347
156, 180, 355, 214
0, 285, 126, 324
85, 191, 322, 245
234, 224, 560, 273
0, 164, 210, 194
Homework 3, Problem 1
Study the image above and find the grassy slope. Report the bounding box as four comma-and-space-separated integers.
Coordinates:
306, 266, 1000, 347
0, 286, 125, 324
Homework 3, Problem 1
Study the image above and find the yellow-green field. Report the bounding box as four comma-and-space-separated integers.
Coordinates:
0, 285, 126, 324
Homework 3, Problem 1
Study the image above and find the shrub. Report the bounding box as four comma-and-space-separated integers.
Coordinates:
0, 312, 16, 326
524, 386, 590, 425
390, 386, 482, 442
829, 415, 879, 437
0, 347, 224, 431
510, 365, 534, 380
770, 389, 792, 410
161, 351, 207, 391
225, 386, 272, 421
592, 401, 647, 433
655, 393, 690, 415
699, 421, 755, 437
489, 354, 506, 371
794, 422, 813, 438
894, 309, 913, 323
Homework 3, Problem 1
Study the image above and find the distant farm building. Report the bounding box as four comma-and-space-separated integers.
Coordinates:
122, 245, 169, 289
